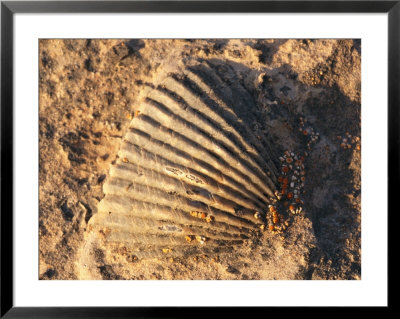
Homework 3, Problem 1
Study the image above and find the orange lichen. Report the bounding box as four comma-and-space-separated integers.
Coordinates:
190, 211, 208, 219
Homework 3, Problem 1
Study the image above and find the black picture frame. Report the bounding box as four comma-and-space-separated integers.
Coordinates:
1, 0, 395, 317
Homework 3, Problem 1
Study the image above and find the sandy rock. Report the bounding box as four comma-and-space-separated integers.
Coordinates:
39, 39, 361, 280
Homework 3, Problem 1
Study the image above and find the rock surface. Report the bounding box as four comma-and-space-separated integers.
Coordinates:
39, 39, 361, 280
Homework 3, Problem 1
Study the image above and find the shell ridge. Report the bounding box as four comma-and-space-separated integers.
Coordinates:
186, 64, 281, 171
156, 77, 279, 189
126, 116, 276, 205
95, 208, 249, 238
202, 60, 283, 170
111, 161, 260, 216
177, 70, 280, 180
119, 141, 267, 210
185, 65, 274, 151
103, 178, 259, 230
104, 226, 245, 244
152, 83, 279, 188
122, 132, 269, 207
138, 98, 276, 201
101, 215, 244, 240
98, 194, 257, 233
98, 194, 200, 226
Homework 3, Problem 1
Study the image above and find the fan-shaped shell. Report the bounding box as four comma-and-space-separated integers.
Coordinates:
84, 60, 280, 260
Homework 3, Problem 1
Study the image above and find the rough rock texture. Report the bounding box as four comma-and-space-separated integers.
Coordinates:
39, 39, 361, 280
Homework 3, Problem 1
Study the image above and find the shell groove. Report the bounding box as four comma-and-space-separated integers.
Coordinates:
86, 60, 280, 259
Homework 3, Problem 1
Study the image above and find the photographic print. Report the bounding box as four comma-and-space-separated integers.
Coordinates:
39, 39, 361, 280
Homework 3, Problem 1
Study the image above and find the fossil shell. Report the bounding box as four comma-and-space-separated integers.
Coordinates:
83, 60, 280, 261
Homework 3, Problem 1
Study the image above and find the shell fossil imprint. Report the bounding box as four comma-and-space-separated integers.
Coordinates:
80, 60, 283, 267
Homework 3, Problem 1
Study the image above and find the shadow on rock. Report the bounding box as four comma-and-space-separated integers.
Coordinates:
189, 55, 361, 280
